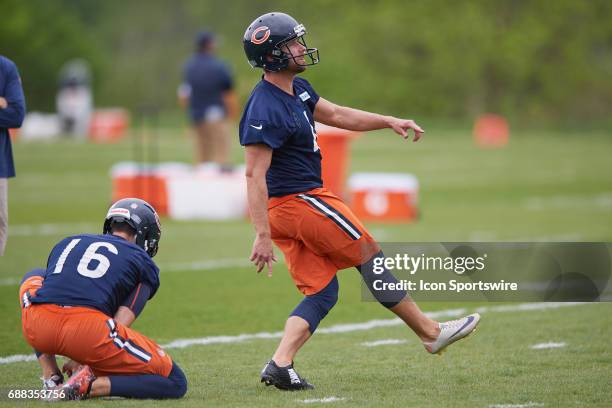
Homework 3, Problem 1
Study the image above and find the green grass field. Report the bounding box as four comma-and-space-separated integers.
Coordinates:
1, 125, 611, 407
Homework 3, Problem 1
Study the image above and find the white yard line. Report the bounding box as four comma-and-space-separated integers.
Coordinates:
530, 342, 566, 350
162, 331, 283, 349
489, 403, 544, 408
361, 339, 407, 347
474, 302, 584, 313
299, 397, 346, 404
0, 302, 590, 365
0, 354, 38, 364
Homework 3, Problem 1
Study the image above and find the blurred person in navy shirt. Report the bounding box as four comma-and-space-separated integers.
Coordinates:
179, 31, 238, 167
0, 55, 26, 256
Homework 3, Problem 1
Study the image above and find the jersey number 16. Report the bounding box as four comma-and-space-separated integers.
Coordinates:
52, 239, 119, 278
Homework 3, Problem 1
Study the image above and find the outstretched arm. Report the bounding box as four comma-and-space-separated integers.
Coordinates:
314, 97, 424, 141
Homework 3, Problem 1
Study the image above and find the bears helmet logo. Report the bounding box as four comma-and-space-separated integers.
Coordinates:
251, 26, 271, 45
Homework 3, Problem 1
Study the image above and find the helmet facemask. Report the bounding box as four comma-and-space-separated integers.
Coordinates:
266, 24, 319, 72
276, 33, 319, 69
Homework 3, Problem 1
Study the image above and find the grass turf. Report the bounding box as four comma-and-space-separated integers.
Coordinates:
0, 125, 611, 406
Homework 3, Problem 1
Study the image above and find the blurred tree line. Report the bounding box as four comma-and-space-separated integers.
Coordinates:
2, 0, 611, 124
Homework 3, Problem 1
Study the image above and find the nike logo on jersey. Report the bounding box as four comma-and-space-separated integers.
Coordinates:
250, 124, 263, 130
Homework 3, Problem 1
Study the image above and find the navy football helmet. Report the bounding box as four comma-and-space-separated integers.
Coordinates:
103, 198, 161, 257
243, 12, 319, 72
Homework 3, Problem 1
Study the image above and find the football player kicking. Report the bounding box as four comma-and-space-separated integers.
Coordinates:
240, 12, 480, 390
19, 198, 187, 400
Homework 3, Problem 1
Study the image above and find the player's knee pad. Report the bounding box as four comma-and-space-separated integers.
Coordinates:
356, 251, 406, 308
20, 268, 46, 285
168, 362, 188, 399
290, 276, 339, 334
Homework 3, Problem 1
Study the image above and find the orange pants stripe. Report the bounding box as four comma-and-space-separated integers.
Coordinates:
19, 277, 173, 378
269, 187, 380, 295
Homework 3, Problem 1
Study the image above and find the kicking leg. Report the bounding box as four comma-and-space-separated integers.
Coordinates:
356, 251, 438, 340
389, 299, 440, 342
357, 251, 480, 354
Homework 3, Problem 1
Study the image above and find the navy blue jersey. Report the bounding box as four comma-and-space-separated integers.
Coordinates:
183, 53, 233, 123
31, 234, 160, 317
239, 77, 322, 197
0, 55, 26, 178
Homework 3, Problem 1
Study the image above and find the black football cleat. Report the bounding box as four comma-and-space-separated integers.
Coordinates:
260, 360, 314, 391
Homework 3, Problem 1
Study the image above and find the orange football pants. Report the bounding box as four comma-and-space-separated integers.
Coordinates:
19, 276, 173, 378
269, 187, 380, 295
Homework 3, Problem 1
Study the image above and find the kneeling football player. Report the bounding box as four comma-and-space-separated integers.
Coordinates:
19, 198, 187, 400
